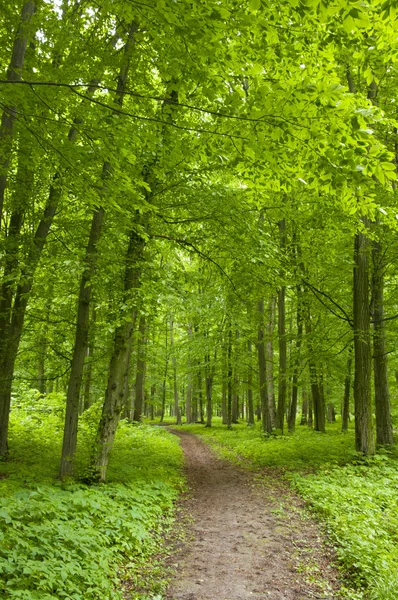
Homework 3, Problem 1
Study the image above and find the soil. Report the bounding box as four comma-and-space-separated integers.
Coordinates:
165, 429, 342, 600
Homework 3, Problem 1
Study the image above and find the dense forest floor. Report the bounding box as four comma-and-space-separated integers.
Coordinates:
166, 429, 341, 600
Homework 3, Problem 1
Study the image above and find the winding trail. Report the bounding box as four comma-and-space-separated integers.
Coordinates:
166, 430, 340, 600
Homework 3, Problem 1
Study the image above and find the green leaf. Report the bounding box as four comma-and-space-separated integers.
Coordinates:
249, 0, 261, 10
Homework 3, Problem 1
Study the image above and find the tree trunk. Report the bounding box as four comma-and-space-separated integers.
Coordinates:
305, 316, 325, 433
205, 354, 213, 428
266, 296, 277, 427
247, 340, 254, 426
91, 227, 144, 481
133, 314, 146, 422
288, 286, 303, 433
327, 403, 336, 423
160, 319, 169, 423
276, 219, 287, 432
342, 347, 352, 432
372, 234, 393, 445
308, 390, 313, 428
0, 1, 36, 223
0, 183, 61, 457
353, 223, 374, 454
227, 327, 232, 429
258, 299, 272, 434
60, 207, 105, 478
186, 325, 193, 423
300, 387, 308, 425
232, 371, 239, 423
170, 316, 181, 425
186, 377, 192, 424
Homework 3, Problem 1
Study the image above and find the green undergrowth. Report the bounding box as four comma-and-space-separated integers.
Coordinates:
0, 389, 184, 600
179, 418, 398, 600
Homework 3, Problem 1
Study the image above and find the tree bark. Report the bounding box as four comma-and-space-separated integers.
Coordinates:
170, 316, 181, 425
266, 296, 277, 427
288, 286, 303, 433
276, 219, 287, 432
342, 346, 352, 432
257, 299, 272, 434
205, 353, 213, 428
91, 227, 144, 481
0, 1, 37, 223
300, 387, 308, 425
372, 234, 393, 445
185, 325, 193, 423
199, 369, 204, 423
247, 340, 254, 426
0, 182, 61, 456
133, 314, 146, 422
353, 223, 374, 454
160, 318, 169, 423
60, 207, 105, 477
227, 327, 232, 429
305, 314, 325, 433
232, 371, 239, 423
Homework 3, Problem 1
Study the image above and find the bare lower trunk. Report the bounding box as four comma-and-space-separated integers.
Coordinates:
133, 315, 146, 422
308, 390, 313, 428
160, 320, 169, 423
60, 208, 105, 478
288, 287, 303, 433
170, 316, 181, 425
0, 185, 60, 456
305, 316, 325, 433
232, 372, 239, 423
247, 340, 254, 426
221, 378, 227, 424
266, 296, 277, 427
353, 224, 374, 454
342, 347, 352, 432
372, 235, 393, 445
221, 342, 227, 424
258, 299, 272, 434
205, 355, 213, 428
186, 378, 192, 424
91, 228, 143, 481
300, 387, 308, 425
227, 328, 232, 429
186, 325, 193, 423
276, 284, 287, 432
83, 305, 96, 412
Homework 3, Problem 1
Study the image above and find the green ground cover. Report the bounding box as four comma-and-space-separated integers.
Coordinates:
179, 418, 398, 600
0, 390, 184, 600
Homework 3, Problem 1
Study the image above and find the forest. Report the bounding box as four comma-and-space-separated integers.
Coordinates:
1, 0, 398, 598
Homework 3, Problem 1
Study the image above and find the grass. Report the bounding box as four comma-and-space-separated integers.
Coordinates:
0, 389, 185, 600
169, 416, 398, 600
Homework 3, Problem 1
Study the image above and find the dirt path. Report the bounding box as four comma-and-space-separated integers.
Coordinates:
166, 430, 341, 600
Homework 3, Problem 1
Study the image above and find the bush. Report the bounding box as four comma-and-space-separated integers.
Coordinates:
0, 394, 184, 599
